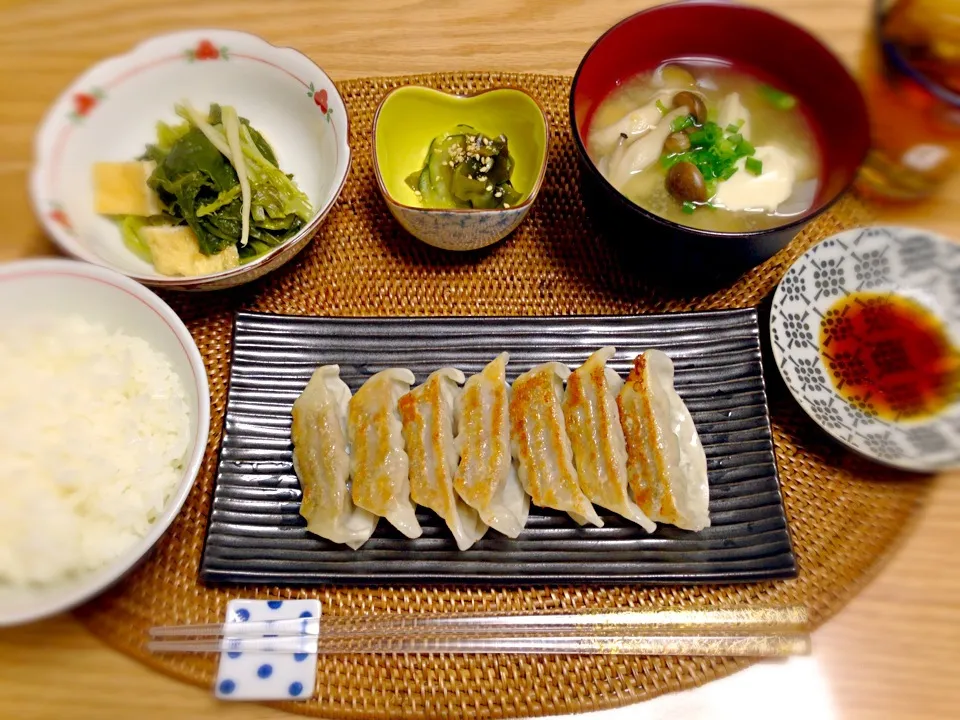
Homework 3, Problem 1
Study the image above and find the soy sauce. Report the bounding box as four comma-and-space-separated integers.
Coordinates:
819, 292, 959, 420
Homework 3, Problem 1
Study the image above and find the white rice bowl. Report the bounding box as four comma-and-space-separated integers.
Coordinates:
0, 259, 209, 626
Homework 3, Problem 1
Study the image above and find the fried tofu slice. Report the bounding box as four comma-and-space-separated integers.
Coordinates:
93, 161, 163, 216
140, 225, 240, 276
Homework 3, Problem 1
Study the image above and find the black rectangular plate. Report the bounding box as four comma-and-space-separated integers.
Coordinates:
199, 309, 796, 586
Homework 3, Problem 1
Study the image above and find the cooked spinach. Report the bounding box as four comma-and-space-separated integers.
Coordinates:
141, 104, 311, 258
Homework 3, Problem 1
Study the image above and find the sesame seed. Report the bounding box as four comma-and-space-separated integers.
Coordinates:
486, 185, 493, 192
503, 202, 511, 208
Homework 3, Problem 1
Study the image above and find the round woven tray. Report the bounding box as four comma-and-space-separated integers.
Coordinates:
75, 72, 931, 719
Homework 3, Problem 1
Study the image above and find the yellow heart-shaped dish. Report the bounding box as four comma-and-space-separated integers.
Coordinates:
374, 85, 548, 209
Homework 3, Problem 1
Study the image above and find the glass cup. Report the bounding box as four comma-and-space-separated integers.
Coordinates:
857, 0, 960, 200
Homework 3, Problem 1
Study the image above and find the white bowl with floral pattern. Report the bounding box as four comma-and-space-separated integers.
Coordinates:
770, 226, 960, 472
29, 29, 350, 291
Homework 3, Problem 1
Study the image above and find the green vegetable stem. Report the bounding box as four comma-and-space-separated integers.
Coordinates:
140, 103, 312, 259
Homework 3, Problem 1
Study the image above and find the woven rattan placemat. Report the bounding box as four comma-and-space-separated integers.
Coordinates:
74, 73, 932, 719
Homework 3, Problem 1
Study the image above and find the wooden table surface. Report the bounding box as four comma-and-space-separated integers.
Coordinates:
1, 1, 958, 718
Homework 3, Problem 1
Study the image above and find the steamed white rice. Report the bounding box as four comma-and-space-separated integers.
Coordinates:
0, 315, 190, 586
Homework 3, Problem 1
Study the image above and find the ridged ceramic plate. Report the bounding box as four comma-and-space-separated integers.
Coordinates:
200, 309, 796, 586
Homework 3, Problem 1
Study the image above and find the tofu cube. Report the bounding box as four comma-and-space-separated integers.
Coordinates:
140, 225, 240, 277
93, 161, 163, 216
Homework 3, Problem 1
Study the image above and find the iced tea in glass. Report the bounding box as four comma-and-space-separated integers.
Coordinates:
858, 0, 960, 200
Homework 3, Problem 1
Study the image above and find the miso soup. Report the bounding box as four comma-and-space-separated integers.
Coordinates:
586, 61, 822, 232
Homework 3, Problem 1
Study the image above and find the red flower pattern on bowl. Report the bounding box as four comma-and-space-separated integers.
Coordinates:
194, 40, 220, 60
73, 93, 98, 117
49, 207, 72, 231
185, 40, 228, 62
307, 83, 332, 120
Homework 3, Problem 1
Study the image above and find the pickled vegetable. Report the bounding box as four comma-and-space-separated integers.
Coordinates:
405, 126, 523, 209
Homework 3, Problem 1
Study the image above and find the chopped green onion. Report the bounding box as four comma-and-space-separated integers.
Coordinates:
746, 157, 763, 175
759, 84, 797, 110
659, 114, 760, 193
670, 114, 695, 132
656, 99, 668, 114
725, 119, 745, 133
700, 165, 719, 181
682, 201, 696, 214
716, 137, 736, 157
660, 151, 689, 169
721, 165, 739, 181
688, 122, 722, 146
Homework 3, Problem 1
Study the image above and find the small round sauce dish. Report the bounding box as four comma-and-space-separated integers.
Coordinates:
770, 226, 960, 472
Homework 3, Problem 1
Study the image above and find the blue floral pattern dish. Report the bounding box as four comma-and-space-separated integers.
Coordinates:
386, 201, 529, 251
770, 226, 960, 472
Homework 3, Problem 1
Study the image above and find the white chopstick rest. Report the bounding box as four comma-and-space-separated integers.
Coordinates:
214, 599, 320, 702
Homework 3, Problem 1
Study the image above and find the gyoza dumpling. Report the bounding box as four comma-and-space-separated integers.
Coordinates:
454, 353, 530, 539
292, 366, 379, 549
509, 362, 603, 527
563, 348, 657, 532
399, 368, 487, 551
348, 368, 422, 539
617, 350, 710, 531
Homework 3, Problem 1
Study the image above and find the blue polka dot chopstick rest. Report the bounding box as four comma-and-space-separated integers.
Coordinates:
152, 598, 320, 702
215, 599, 319, 701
